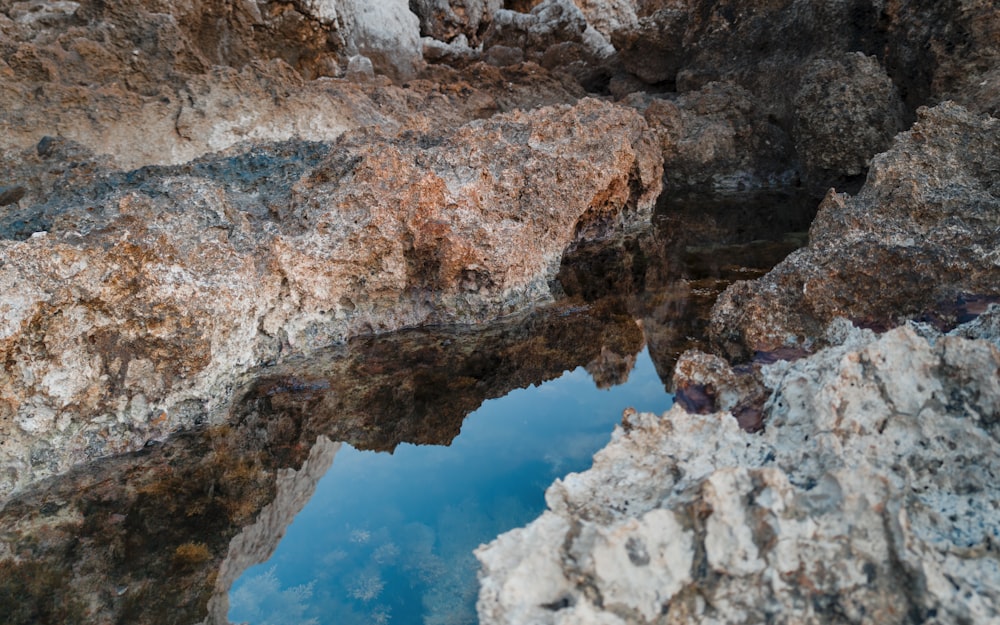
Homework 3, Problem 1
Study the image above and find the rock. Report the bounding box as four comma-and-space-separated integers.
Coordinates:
636, 81, 798, 191
410, 0, 503, 45
792, 53, 906, 179
0, 0, 591, 173
0, 185, 26, 206
0, 98, 661, 498
609, 0, 998, 186
573, 0, 638, 41
422, 34, 480, 66
345, 53, 374, 79
611, 5, 687, 86
476, 318, 1000, 624
671, 349, 770, 432
482, 44, 525, 66
333, 0, 425, 79
709, 102, 1000, 360
483, 0, 588, 63
881, 0, 1000, 116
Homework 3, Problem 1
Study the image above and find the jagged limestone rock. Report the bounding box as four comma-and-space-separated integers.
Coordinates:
710, 102, 1000, 360
477, 318, 1000, 624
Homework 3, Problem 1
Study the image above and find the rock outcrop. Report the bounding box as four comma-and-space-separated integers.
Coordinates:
633, 82, 798, 191
0, 98, 661, 498
608, 0, 997, 187
477, 316, 1000, 625
709, 102, 1000, 361
3, 0, 999, 622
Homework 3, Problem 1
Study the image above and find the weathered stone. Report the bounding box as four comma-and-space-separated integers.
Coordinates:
0, 98, 661, 498
332, 0, 425, 79
671, 349, 770, 431
411, 0, 503, 44
792, 53, 906, 179
422, 34, 481, 66
611, 5, 687, 85
477, 318, 1000, 624
573, 0, 638, 40
483, 0, 589, 63
610, 0, 997, 185
709, 102, 1000, 360
636, 81, 798, 191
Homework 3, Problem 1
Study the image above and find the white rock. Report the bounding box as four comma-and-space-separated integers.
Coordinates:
477, 320, 1000, 624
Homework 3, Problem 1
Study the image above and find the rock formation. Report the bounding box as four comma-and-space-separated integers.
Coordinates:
478, 93, 1000, 623
2, 0, 999, 622
0, 98, 661, 498
709, 102, 1000, 361
477, 316, 1000, 625
609, 0, 998, 188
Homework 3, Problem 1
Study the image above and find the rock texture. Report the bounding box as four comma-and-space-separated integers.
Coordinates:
632, 82, 798, 191
607, 0, 998, 187
0, 98, 661, 498
477, 317, 1000, 625
709, 102, 1000, 361
0, 292, 645, 625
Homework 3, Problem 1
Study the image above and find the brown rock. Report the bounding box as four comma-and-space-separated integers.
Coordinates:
0, 98, 661, 497
792, 53, 906, 179
637, 81, 797, 191
709, 102, 1000, 360
610, 0, 998, 186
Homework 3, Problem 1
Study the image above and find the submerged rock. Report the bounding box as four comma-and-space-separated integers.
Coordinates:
476, 317, 1000, 624
0, 98, 661, 498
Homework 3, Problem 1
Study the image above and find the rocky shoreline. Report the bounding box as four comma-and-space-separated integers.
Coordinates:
478, 315, 1000, 624
2, 0, 999, 623
476, 91, 1000, 624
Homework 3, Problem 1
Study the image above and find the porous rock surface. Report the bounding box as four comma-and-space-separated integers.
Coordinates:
709, 101, 1000, 361
0, 98, 661, 498
476, 317, 1000, 625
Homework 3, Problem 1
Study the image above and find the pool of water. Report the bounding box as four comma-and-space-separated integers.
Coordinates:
228, 348, 672, 625
0, 189, 819, 625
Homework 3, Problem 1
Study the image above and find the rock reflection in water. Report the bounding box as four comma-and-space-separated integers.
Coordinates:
228, 347, 671, 625
558, 188, 819, 384
0, 190, 817, 625
0, 297, 645, 625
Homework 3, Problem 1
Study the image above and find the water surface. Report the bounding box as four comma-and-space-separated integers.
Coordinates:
229, 348, 672, 625
0, 189, 819, 625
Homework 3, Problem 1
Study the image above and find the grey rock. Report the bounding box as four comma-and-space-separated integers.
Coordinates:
410, 0, 503, 44
483, 0, 588, 63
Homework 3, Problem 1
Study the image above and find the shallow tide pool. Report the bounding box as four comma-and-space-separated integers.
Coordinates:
228, 348, 673, 625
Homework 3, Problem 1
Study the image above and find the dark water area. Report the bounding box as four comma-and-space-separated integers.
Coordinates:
0, 189, 819, 625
